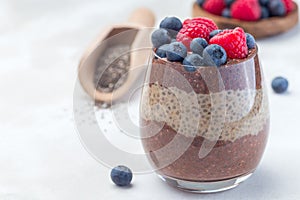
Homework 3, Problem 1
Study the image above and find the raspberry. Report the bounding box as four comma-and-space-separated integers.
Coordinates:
202, 0, 226, 15
231, 0, 261, 21
183, 17, 218, 33
209, 27, 248, 59
177, 23, 210, 48
178, 17, 218, 48
282, 0, 295, 13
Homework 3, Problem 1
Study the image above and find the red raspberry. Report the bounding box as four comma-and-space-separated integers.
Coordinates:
177, 23, 210, 48
209, 27, 248, 59
282, 0, 295, 13
183, 17, 218, 33
202, 0, 226, 15
231, 0, 261, 21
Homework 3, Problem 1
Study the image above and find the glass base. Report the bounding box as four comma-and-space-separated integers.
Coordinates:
158, 173, 253, 193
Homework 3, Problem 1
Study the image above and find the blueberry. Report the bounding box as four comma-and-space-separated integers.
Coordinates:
209, 29, 223, 39
261, 6, 270, 18
110, 165, 133, 186
183, 54, 204, 71
166, 42, 187, 62
225, 0, 234, 7
155, 44, 169, 58
202, 44, 227, 67
259, 0, 269, 6
268, 0, 286, 16
183, 65, 196, 72
272, 76, 289, 94
160, 17, 183, 32
190, 38, 208, 55
151, 28, 172, 48
245, 33, 256, 49
222, 8, 231, 18
196, 0, 205, 6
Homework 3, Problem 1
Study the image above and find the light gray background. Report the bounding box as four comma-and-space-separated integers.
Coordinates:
1, 0, 300, 199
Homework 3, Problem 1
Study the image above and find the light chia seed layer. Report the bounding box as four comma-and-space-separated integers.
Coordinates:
141, 82, 269, 141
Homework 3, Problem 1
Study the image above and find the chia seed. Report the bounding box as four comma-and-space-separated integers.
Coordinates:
94, 44, 131, 93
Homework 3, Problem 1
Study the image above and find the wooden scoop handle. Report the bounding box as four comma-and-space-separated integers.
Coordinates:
127, 7, 155, 27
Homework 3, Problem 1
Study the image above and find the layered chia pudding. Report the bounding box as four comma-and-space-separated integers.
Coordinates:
140, 16, 269, 192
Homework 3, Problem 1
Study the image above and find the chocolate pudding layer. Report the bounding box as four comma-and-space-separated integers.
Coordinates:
141, 120, 269, 181
140, 47, 270, 181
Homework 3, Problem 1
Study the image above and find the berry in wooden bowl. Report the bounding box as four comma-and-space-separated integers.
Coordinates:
192, 0, 299, 38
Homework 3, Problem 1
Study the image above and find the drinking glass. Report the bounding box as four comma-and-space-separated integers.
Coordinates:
140, 46, 269, 193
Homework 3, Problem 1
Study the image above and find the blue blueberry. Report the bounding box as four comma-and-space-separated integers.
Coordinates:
155, 44, 169, 58
209, 29, 223, 39
183, 54, 204, 71
110, 165, 133, 187
272, 76, 289, 94
245, 33, 256, 49
225, 0, 234, 7
268, 0, 286, 16
222, 8, 231, 18
151, 28, 172, 48
190, 38, 208, 55
261, 6, 270, 18
202, 44, 227, 67
196, 0, 205, 6
160, 17, 183, 32
183, 65, 197, 72
166, 42, 187, 62
259, 0, 269, 6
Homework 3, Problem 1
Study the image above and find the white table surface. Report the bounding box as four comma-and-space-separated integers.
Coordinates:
1, 0, 300, 199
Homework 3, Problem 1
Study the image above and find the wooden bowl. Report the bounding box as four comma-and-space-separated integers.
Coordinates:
192, 2, 299, 38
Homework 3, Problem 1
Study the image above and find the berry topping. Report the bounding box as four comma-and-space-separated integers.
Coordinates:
268, 0, 286, 16
209, 29, 223, 39
245, 33, 256, 49
261, 6, 271, 18
159, 16, 183, 32
209, 27, 248, 59
166, 42, 188, 62
183, 54, 204, 70
153, 17, 255, 70
225, 0, 235, 6
177, 17, 218, 48
197, 0, 205, 6
203, 44, 227, 67
197, 0, 292, 21
183, 65, 197, 72
282, 0, 295, 13
259, 0, 270, 6
183, 17, 218, 33
151, 28, 172, 48
156, 44, 170, 58
110, 165, 133, 187
190, 37, 208, 55
222, 8, 231, 18
202, 0, 226, 15
231, 0, 262, 21
272, 76, 289, 93
177, 23, 210, 48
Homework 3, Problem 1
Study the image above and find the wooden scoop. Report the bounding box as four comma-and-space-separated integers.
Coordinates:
78, 8, 155, 103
